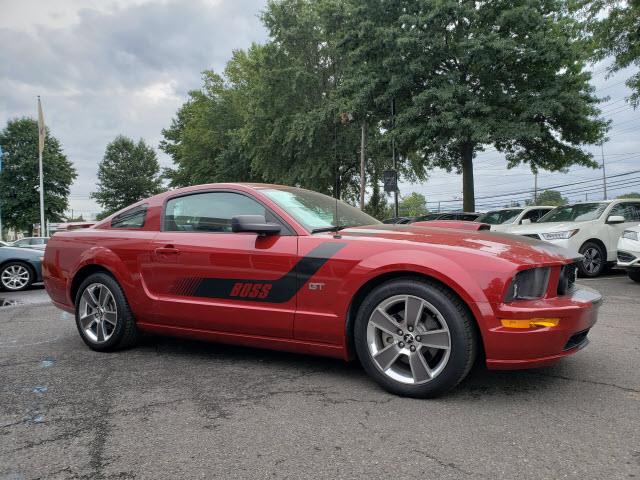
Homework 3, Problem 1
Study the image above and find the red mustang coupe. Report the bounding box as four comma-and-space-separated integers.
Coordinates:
43, 184, 601, 397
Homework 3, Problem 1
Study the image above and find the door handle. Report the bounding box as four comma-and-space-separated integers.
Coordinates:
155, 246, 179, 255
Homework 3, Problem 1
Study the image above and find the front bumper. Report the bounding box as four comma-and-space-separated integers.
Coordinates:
476, 285, 602, 370
616, 237, 640, 268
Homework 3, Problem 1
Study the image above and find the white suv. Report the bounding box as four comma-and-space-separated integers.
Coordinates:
617, 224, 640, 282
509, 199, 640, 277
475, 206, 555, 232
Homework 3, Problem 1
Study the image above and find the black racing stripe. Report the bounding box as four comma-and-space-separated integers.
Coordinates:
184, 242, 346, 303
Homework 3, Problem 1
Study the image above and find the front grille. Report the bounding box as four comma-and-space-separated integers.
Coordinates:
522, 234, 541, 240
617, 251, 637, 263
563, 329, 590, 351
557, 262, 578, 296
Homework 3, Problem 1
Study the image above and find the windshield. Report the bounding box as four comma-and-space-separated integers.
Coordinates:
475, 209, 523, 225
261, 188, 381, 232
538, 203, 608, 223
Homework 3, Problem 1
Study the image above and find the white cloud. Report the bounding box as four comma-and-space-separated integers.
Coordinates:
0, 0, 268, 216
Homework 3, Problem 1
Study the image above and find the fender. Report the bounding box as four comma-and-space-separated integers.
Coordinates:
67, 246, 156, 321
337, 249, 518, 348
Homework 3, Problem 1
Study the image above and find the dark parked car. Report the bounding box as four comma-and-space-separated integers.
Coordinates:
0, 247, 44, 291
382, 217, 417, 224
413, 212, 481, 222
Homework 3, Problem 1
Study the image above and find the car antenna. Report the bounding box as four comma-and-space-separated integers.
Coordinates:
334, 195, 341, 239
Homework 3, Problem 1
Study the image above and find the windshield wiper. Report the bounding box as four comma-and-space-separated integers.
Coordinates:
311, 225, 350, 234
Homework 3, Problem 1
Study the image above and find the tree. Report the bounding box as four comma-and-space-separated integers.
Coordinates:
364, 177, 393, 220
160, 64, 259, 187
534, 189, 568, 206
91, 135, 163, 218
339, 0, 609, 211
617, 192, 640, 199
0, 117, 77, 235
398, 192, 428, 217
572, 0, 640, 108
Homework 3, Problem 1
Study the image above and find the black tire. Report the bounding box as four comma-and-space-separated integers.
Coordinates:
627, 269, 640, 283
0, 261, 34, 292
354, 278, 477, 398
74, 272, 140, 351
578, 241, 606, 278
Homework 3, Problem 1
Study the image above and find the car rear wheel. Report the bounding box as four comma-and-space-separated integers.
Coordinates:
354, 278, 477, 398
0, 262, 34, 292
75, 272, 140, 351
627, 269, 640, 283
578, 242, 606, 278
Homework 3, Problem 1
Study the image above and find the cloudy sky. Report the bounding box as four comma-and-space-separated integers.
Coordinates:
0, 0, 638, 218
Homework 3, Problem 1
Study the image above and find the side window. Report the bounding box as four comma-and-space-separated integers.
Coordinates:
111, 204, 148, 229
31, 238, 46, 245
632, 203, 640, 221
609, 203, 635, 222
522, 209, 543, 223
440, 214, 455, 220
14, 239, 28, 247
459, 214, 477, 221
164, 192, 266, 233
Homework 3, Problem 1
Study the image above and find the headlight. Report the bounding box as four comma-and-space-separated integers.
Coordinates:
622, 230, 639, 241
38, 257, 44, 261
541, 229, 579, 240
505, 267, 551, 302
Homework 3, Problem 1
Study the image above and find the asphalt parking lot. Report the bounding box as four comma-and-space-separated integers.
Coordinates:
1, 273, 638, 480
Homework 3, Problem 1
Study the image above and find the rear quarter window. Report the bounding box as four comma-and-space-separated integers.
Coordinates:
111, 204, 149, 229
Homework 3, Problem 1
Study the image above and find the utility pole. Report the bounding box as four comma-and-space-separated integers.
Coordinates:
391, 100, 398, 217
360, 120, 365, 210
534, 173, 538, 204
601, 144, 607, 200
437, 201, 440, 213
585, 193, 588, 201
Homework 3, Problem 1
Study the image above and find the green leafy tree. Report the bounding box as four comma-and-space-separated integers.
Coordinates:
398, 192, 428, 217
160, 63, 259, 187
617, 192, 640, 199
339, 0, 609, 211
534, 189, 568, 206
241, 2, 366, 201
364, 176, 393, 220
91, 135, 163, 218
572, 0, 640, 108
0, 117, 77, 235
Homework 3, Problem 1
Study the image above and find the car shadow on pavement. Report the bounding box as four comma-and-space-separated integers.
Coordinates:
135, 334, 566, 400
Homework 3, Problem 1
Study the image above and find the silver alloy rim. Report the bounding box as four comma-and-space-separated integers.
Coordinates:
1, 265, 30, 290
78, 283, 118, 343
583, 247, 602, 274
366, 295, 451, 385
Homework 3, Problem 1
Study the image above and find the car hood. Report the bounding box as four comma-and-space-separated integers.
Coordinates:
338, 224, 581, 266
508, 221, 593, 235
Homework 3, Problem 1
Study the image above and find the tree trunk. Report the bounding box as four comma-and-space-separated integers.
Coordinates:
461, 143, 475, 212
360, 120, 366, 210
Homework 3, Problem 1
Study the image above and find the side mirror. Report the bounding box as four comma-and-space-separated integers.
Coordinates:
607, 215, 626, 224
521, 219, 532, 225
232, 215, 281, 235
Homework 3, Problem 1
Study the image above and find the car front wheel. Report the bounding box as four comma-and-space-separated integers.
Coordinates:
627, 269, 640, 283
0, 262, 34, 291
578, 242, 606, 277
75, 272, 140, 351
354, 278, 477, 398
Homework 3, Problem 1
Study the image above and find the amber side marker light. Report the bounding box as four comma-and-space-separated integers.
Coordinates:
501, 318, 560, 329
